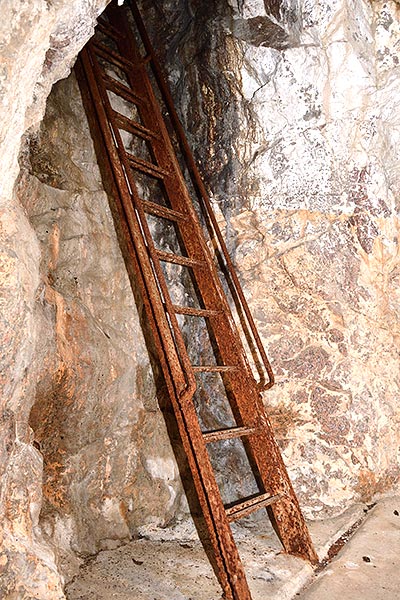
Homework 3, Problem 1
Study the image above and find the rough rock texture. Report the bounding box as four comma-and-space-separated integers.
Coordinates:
1, 0, 400, 598
140, 0, 400, 517
0, 1, 109, 598
17, 70, 186, 576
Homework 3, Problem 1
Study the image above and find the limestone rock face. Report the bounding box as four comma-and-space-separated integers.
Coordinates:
18, 71, 185, 566
1, 0, 400, 597
0, 1, 109, 598
141, 0, 400, 517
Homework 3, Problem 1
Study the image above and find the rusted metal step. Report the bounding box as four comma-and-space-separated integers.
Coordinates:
202, 426, 257, 444
113, 111, 158, 141
142, 200, 187, 222
126, 154, 168, 178
226, 493, 281, 522
76, 2, 318, 598
192, 365, 238, 373
92, 40, 150, 72
101, 73, 144, 105
97, 17, 121, 40
155, 249, 204, 268
172, 304, 220, 317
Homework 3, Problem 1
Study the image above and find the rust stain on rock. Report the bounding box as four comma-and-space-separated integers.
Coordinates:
282, 346, 331, 379
356, 467, 400, 502
310, 385, 350, 443
29, 366, 74, 511
267, 402, 307, 447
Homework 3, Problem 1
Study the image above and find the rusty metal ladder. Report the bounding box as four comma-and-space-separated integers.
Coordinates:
75, 1, 317, 598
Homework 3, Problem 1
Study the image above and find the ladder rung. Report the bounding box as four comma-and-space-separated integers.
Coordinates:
96, 19, 121, 42
226, 493, 281, 523
102, 74, 144, 106
92, 41, 136, 72
126, 154, 168, 179
142, 200, 187, 222
155, 249, 204, 268
92, 41, 151, 73
192, 365, 237, 373
202, 426, 257, 444
172, 304, 221, 317
113, 110, 158, 141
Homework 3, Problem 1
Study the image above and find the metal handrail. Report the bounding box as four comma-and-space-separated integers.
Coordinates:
127, 0, 274, 391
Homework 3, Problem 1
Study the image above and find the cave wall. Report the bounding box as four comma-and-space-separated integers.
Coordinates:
227, 0, 400, 516
0, 1, 107, 597
18, 70, 186, 572
1, 0, 400, 598
1, 0, 190, 592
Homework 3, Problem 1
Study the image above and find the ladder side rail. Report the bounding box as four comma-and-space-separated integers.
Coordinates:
76, 52, 251, 600
92, 11, 265, 597
100, 12, 259, 590
87, 25, 260, 591
101, 8, 297, 545
108, 12, 318, 562
80, 46, 192, 400
127, 0, 274, 392
91, 2, 318, 571
76, 55, 169, 381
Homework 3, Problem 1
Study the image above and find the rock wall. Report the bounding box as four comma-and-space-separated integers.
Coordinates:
0, 2, 119, 596
141, 0, 400, 517
229, 0, 400, 516
1, 2, 191, 592
1, 0, 400, 597
0, 0, 175, 597
19, 70, 186, 571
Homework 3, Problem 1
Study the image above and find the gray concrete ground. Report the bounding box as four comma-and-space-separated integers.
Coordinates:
298, 495, 400, 600
65, 496, 399, 600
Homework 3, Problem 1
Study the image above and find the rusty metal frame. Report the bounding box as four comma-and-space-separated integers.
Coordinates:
75, 2, 318, 599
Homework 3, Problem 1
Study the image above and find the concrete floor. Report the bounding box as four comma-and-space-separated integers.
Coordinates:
65, 496, 399, 600
299, 495, 400, 600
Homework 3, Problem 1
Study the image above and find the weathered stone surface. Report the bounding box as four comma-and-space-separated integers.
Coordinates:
228, 1, 400, 516
0, 1, 114, 597
17, 70, 186, 578
2, 0, 400, 597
